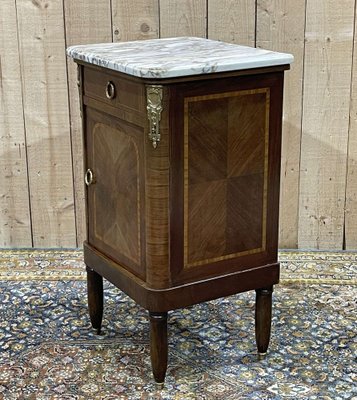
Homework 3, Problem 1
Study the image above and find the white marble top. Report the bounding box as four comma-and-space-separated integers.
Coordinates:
67, 37, 293, 79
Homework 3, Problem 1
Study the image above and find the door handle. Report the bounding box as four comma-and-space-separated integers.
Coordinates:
105, 81, 116, 99
85, 168, 95, 186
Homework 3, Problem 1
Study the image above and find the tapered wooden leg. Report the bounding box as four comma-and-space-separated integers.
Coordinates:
86, 266, 104, 335
149, 312, 168, 385
255, 286, 273, 360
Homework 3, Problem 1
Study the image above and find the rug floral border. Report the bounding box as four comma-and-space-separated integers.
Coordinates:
0, 249, 356, 285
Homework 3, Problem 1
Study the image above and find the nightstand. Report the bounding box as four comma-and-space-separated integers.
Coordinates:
67, 37, 293, 384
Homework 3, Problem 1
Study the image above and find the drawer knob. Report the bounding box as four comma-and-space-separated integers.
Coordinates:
105, 81, 116, 99
85, 168, 95, 186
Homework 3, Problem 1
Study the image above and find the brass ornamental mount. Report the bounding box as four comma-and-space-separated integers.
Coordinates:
146, 85, 163, 149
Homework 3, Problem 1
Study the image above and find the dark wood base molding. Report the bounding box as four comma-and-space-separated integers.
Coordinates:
84, 242, 279, 312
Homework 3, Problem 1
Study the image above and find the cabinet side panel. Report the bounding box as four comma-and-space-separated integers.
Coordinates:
185, 90, 269, 267
170, 73, 284, 285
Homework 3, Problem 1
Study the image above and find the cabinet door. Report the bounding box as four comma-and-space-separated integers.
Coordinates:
85, 107, 145, 279
170, 73, 284, 284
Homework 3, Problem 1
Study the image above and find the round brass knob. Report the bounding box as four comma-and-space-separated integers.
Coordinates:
84, 168, 95, 186
105, 81, 116, 99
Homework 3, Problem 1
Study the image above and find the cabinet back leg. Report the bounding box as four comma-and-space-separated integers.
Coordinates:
86, 266, 104, 334
255, 286, 273, 359
149, 312, 168, 385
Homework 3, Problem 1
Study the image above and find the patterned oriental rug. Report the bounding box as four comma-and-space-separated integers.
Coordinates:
0, 250, 356, 400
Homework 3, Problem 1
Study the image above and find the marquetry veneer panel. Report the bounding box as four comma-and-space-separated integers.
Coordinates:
86, 109, 145, 279
184, 89, 269, 268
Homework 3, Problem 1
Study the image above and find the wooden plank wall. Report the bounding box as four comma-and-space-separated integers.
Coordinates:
0, 1, 31, 246
299, 0, 355, 250
1, 0, 357, 250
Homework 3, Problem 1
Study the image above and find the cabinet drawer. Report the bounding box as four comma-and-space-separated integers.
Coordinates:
83, 67, 145, 113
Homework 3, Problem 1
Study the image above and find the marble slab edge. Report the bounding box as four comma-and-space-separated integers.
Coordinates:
66, 37, 294, 79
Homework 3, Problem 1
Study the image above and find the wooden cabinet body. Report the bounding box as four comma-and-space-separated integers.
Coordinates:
67, 35, 293, 385
75, 58, 288, 383
80, 64, 285, 311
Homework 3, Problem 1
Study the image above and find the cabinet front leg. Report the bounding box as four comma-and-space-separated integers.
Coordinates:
149, 312, 168, 385
255, 286, 273, 360
86, 266, 104, 335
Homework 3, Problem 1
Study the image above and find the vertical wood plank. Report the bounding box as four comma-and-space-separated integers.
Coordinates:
0, 1, 32, 247
112, 0, 159, 42
345, 5, 357, 249
159, 0, 207, 38
256, 0, 306, 248
16, 0, 76, 247
64, 0, 112, 246
207, 0, 255, 46
298, 0, 355, 249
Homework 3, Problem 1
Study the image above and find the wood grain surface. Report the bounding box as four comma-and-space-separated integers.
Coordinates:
256, 0, 306, 248
86, 108, 145, 279
112, 0, 159, 42
298, 0, 355, 249
160, 0, 207, 38
169, 72, 284, 285
15, 0, 76, 247
91, 123, 140, 263
0, 1, 31, 247
144, 87, 171, 288
184, 89, 269, 267
208, 0, 255, 46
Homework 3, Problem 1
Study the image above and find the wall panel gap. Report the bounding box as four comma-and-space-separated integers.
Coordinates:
62, 0, 78, 247
344, 0, 357, 249
296, 0, 309, 249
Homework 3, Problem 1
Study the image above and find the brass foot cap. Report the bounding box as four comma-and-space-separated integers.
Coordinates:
258, 352, 267, 360
155, 382, 165, 390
